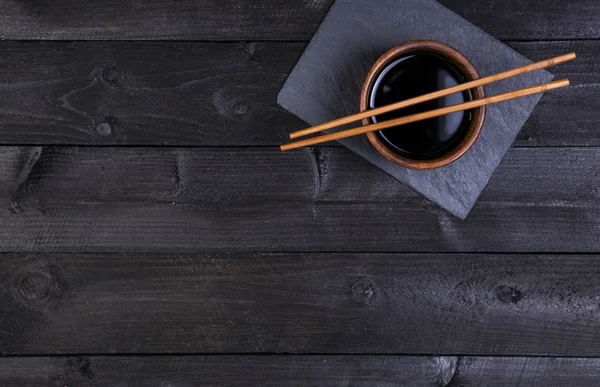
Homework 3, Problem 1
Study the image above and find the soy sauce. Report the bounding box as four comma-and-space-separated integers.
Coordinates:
369, 53, 473, 160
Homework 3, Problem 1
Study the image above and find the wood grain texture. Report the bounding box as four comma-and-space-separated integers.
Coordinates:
2, 355, 600, 386
0, 0, 333, 41
0, 355, 456, 386
455, 357, 600, 386
1, 0, 598, 382
0, 0, 598, 40
3, 253, 600, 355
1, 146, 599, 252
0, 40, 595, 146
0, 147, 42, 201
439, 0, 600, 40
4, 355, 600, 386
0, 41, 302, 146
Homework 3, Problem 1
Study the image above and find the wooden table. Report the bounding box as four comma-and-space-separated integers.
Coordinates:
0, 0, 599, 385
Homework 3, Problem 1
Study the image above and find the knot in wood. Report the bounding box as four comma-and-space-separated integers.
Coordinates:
350, 279, 375, 304
18, 271, 52, 300
102, 66, 120, 85
95, 122, 112, 137
495, 285, 524, 304
233, 104, 249, 116
212, 88, 250, 120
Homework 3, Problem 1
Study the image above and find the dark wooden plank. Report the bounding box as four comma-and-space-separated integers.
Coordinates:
456, 357, 600, 386
0, 0, 597, 40
1, 146, 599, 253
0, 41, 301, 146
0, 40, 596, 146
3, 253, 600, 355
0, 0, 334, 41
0, 355, 454, 386
439, 0, 600, 40
3, 355, 600, 386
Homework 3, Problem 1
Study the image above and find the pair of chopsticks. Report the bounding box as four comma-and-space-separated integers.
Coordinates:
280, 52, 576, 151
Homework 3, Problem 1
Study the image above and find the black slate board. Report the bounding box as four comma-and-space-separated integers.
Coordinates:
278, 0, 553, 218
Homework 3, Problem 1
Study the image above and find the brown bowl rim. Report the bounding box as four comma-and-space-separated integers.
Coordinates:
360, 40, 486, 170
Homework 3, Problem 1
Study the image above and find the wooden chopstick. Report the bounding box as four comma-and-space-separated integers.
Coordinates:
288, 52, 576, 140
280, 78, 569, 151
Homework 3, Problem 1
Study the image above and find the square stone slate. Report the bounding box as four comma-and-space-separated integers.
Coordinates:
277, 0, 553, 218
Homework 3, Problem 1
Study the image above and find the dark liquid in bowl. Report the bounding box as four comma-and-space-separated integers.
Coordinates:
369, 53, 473, 160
